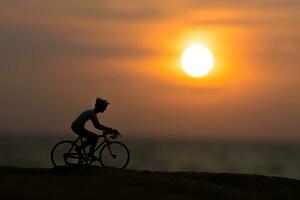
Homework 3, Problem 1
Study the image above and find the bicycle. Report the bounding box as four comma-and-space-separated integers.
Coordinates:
51, 131, 130, 169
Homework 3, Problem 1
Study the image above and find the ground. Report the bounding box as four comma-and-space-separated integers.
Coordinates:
0, 167, 299, 199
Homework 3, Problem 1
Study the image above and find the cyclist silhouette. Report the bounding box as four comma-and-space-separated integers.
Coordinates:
71, 98, 117, 160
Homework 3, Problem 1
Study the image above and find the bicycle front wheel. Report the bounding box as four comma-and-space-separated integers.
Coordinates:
99, 141, 130, 169
51, 141, 80, 167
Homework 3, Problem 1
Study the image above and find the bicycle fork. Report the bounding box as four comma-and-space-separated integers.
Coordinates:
107, 143, 117, 159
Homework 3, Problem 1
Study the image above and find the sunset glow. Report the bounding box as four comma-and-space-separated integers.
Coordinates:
1, 0, 300, 141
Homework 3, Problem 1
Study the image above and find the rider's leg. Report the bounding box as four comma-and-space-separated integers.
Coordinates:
71, 126, 88, 152
78, 139, 90, 151
87, 135, 98, 156
81, 130, 99, 156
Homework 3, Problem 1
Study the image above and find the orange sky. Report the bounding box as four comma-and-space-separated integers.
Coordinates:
0, 0, 300, 140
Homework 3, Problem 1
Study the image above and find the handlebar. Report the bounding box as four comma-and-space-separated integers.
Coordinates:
103, 130, 122, 139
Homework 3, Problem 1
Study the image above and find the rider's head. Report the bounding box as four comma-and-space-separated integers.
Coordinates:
95, 98, 110, 113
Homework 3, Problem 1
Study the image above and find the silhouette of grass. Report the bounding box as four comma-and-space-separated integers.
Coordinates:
0, 166, 299, 199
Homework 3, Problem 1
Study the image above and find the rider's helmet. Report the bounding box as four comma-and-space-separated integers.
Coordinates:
95, 98, 110, 111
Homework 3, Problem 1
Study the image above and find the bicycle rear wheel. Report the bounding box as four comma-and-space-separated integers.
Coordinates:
99, 141, 130, 169
51, 141, 80, 167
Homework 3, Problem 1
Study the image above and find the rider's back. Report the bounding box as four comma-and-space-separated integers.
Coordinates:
71, 109, 96, 131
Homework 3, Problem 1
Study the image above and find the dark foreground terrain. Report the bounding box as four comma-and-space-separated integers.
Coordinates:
0, 167, 299, 200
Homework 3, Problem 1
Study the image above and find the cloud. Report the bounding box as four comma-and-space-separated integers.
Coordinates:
187, 0, 300, 10
0, 24, 64, 71
64, 4, 166, 22
0, 0, 168, 24
0, 23, 158, 72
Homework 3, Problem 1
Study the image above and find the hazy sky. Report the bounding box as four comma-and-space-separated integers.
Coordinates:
1, 0, 300, 140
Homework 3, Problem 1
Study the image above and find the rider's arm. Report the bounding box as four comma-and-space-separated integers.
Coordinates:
91, 115, 110, 131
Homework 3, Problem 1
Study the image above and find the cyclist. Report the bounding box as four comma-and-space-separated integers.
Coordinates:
71, 98, 117, 160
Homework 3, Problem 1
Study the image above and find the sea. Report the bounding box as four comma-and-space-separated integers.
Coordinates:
0, 134, 299, 180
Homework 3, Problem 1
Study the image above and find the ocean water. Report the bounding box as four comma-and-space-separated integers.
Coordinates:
0, 135, 299, 179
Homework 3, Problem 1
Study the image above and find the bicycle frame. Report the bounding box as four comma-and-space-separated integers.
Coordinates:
73, 133, 114, 158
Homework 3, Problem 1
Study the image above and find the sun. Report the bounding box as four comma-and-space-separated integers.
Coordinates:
181, 44, 214, 77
